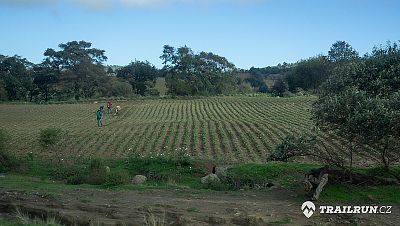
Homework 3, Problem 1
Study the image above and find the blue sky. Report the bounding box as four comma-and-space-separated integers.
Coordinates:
0, 0, 399, 69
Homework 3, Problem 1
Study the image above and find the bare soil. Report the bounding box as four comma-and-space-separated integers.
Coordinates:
1, 187, 399, 226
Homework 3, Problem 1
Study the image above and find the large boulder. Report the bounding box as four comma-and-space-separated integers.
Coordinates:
132, 175, 147, 184
215, 166, 229, 181
201, 173, 220, 184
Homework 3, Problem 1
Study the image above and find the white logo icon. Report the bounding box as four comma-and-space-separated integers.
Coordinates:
301, 201, 315, 218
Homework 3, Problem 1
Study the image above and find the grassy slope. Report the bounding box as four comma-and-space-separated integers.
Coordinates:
1, 161, 399, 204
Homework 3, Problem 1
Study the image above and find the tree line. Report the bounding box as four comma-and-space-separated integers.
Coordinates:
0, 41, 251, 102
1, 40, 399, 102
0, 41, 159, 102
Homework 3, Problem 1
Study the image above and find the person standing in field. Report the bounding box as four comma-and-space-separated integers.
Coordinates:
96, 109, 103, 127
107, 101, 113, 114
115, 105, 121, 115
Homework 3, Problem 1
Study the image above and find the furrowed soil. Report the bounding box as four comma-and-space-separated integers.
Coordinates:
1, 187, 399, 226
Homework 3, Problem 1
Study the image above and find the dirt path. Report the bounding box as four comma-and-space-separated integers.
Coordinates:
0, 187, 399, 225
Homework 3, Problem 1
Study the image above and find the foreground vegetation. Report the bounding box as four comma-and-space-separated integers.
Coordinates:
1, 156, 399, 203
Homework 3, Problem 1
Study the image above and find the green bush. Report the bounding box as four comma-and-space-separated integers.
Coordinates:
89, 158, 104, 171
125, 153, 198, 183
0, 129, 11, 172
267, 135, 316, 162
86, 158, 108, 185
225, 163, 317, 189
203, 180, 231, 191
86, 170, 107, 185
38, 128, 64, 148
105, 168, 130, 186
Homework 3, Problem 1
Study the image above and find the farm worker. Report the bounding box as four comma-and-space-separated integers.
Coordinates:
107, 101, 113, 114
96, 109, 103, 127
115, 105, 121, 115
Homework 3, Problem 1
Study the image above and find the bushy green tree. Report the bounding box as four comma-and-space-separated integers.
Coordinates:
43, 41, 110, 100
112, 79, 133, 97
0, 79, 7, 101
160, 45, 238, 95
328, 40, 359, 62
287, 56, 331, 92
33, 62, 59, 102
116, 61, 158, 96
271, 79, 288, 96
0, 55, 34, 101
313, 41, 400, 171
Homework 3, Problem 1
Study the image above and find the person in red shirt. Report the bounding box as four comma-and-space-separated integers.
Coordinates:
106, 101, 113, 114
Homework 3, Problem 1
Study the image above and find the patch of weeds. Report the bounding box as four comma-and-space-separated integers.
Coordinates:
320, 184, 400, 204
104, 168, 130, 186
0, 129, 19, 173
80, 198, 92, 203
203, 180, 231, 191
142, 207, 166, 226
364, 166, 400, 181
226, 162, 317, 189
15, 207, 63, 226
124, 153, 203, 186
38, 128, 65, 148
269, 218, 291, 225
187, 207, 200, 213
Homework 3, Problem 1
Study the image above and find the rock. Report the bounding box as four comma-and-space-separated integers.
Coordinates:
105, 166, 111, 173
201, 173, 220, 184
215, 166, 229, 180
132, 175, 147, 184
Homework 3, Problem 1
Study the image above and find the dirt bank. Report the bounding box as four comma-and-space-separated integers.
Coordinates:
0, 187, 398, 225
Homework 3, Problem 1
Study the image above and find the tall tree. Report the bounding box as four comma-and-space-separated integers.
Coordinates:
160, 45, 237, 95
313, 42, 400, 171
271, 79, 288, 96
287, 55, 331, 92
43, 41, 109, 100
0, 55, 34, 101
328, 41, 359, 62
116, 61, 158, 96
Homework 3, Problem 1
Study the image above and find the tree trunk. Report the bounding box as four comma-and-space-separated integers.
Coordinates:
382, 148, 389, 171
349, 141, 353, 183
45, 87, 49, 102
382, 140, 390, 172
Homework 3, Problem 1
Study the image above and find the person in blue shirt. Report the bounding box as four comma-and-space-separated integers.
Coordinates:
96, 109, 103, 127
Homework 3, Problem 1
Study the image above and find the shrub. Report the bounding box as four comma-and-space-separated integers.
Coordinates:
175, 152, 192, 167
271, 79, 288, 96
105, 168, 130, 186
38, 128, 64, 148
267, 135, 316, 162
48, 163, 87, 184
258, 83, 269, 93
0, 129, 12, 172
268, 134, 346, 168
203, 180, 231, 191
112, 80, 133, 97
66, 169, 87, 185
125, 153, 197, 183
86, 158, 107, 185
